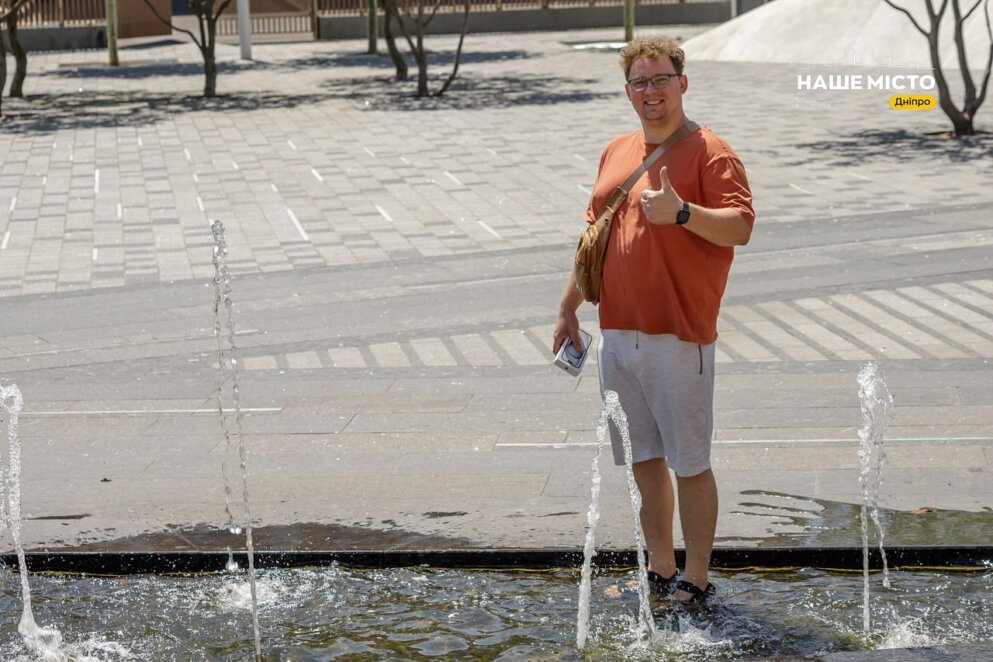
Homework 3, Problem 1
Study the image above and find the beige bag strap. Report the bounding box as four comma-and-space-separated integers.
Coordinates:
594, 121, 698, 224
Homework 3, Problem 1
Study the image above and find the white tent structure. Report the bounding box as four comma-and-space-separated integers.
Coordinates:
684, 0, 993, 70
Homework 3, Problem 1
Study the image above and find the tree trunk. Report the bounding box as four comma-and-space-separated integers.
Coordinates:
383, 0, 407, 81
203, 46, 217, 97
204, 17, 218, 97
414, 48, 428, 97
952, 115, 974, 136
414, 2, 428, 97
0, 32, 7, 116
6, 7, 26, 98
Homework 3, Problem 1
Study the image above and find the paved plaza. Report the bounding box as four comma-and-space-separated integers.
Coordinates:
0, 25, 991, 554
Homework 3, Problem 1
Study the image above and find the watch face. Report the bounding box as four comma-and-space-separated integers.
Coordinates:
677, 204, 690, 225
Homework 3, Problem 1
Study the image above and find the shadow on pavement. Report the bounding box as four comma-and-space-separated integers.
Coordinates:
120, 37, 187, 51
36, 49, 530, 82
36, 59, 273, 80
792, 128, 993, 165
323, 72, 613, 110
281, 48, 531, 71
0, 91, 333, 132
0, 69, 606, 130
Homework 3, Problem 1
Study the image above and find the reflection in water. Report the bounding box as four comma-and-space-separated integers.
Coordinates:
0, 566, 990, 660
728, 490, 993, 548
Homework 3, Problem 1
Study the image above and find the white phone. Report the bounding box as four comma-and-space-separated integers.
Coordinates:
554, 328, 593, 376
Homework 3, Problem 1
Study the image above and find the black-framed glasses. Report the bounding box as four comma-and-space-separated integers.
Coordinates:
627, 73, 681, 91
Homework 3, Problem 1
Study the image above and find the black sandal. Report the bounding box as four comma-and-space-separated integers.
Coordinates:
605, 570, 678, 601
647, 570, 679, 597
673, 579, 716, 604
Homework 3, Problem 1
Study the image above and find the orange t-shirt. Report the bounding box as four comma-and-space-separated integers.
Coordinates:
586, 127, 754, 344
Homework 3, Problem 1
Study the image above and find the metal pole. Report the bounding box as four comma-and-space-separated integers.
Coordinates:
367, 0, 377, 54
623, 0, 634, 42
105, 0, 119, 65
730, 0, 738, 19
237, 0, 252, 60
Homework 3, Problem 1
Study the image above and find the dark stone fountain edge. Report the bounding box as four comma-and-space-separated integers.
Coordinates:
2, 546, 990, 575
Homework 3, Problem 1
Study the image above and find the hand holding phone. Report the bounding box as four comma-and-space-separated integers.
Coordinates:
554, 328, 593, 376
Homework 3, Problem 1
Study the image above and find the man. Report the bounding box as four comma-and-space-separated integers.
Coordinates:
553, 37, 754, 604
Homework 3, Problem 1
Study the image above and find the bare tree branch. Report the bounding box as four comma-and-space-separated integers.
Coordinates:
141, 0, 202, 48
425, 0, 445, 25
953, 0, 978, 102
197, 9, 208, 53
212, 0, 235, 22
976, 0, 993, 107
963, 0, 984, 21
929, 0, 952, 20
434, 0, 469, 96
882, 0, 930, 36
395, 2, 419, 56
0, 0, 32, 25
395, 0, 472, 97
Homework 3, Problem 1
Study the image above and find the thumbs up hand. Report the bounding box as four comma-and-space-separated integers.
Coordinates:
639, 166, 683, 226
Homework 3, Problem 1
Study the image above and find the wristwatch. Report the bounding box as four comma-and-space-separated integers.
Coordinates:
676, 201, 690, 225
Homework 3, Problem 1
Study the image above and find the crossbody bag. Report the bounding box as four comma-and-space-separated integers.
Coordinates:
573, 121, 696, 304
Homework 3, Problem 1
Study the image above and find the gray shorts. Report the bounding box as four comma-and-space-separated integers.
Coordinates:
597, 330, 715, 477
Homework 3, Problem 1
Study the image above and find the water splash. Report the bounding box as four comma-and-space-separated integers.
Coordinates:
575, 406, 606, 649
216, 577, 286, 612
856, 362, 894, 639
877, 618, 933, 649
211, 219, 263, 660
1, 383, 67, 661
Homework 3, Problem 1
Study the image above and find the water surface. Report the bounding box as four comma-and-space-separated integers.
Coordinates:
1, 565, 991, 660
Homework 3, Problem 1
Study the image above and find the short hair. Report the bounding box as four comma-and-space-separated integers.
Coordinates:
619, 37, 686, 79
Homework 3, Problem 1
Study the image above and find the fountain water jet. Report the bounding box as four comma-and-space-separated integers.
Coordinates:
611, 391, 657, 642
576, 389, 656, 649
211, 219, 263, 660
857, 362, 894, 640
575, 402, 606, 649
1, 383, 66, 661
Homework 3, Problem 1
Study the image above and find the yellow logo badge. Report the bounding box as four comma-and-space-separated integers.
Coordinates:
890, 95, 936, 111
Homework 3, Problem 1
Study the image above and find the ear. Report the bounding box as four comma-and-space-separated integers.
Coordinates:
679, 75, 688, 94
